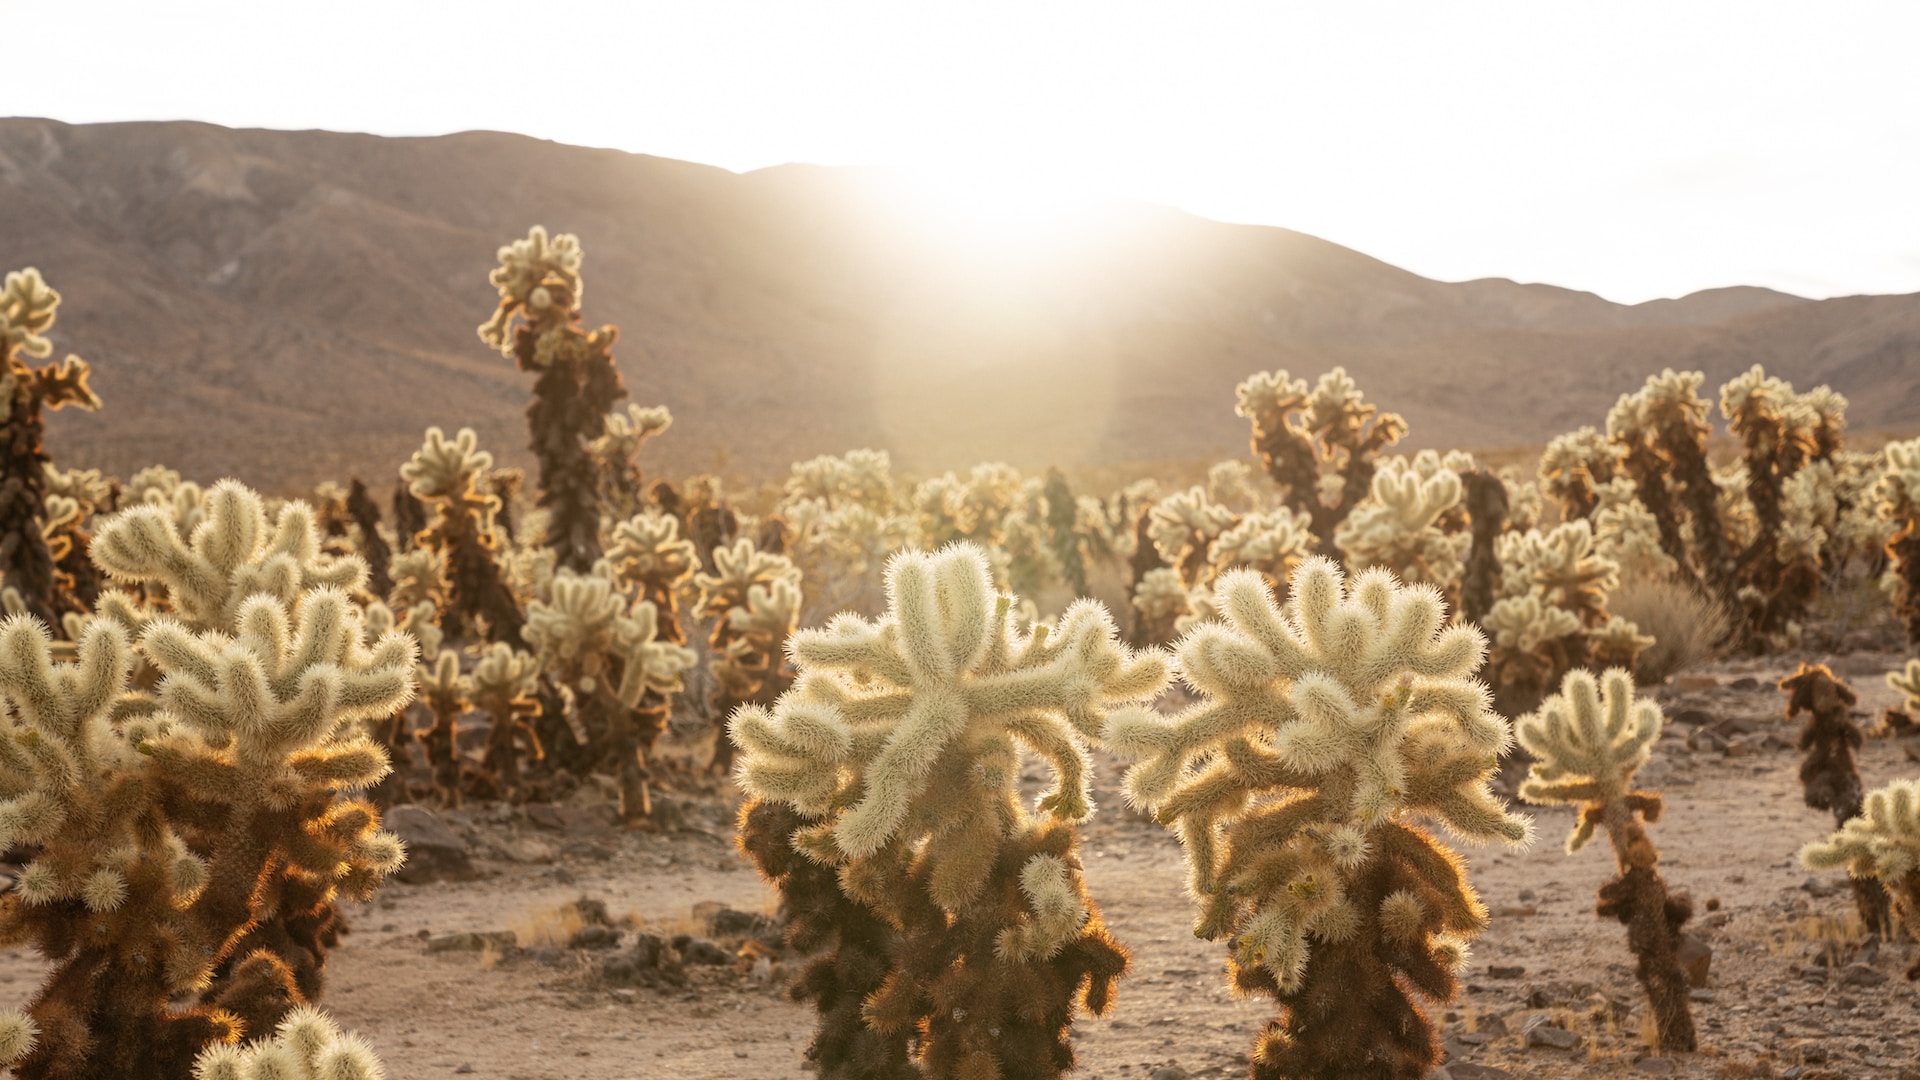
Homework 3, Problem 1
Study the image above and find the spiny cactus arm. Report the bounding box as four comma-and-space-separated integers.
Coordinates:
0, 1011, 36, 1068
611, 600, 698, 706
1886, 660, 1920, 713
192, 1003, 386, 1080
1802, 779, 1920, 881
993, 854, 1091, 962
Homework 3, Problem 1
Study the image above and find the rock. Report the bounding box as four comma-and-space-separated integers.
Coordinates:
499, 837, 556, 864
672, 934, 732, 965
1676, 933, 1712, 987
1634, 1057, 1677, 1074
1839, 962, 1888, 987
1486, 965, 1525, 979
425, 930, 516, 953
568, 924, 621, 951
1477, 1013, 1509, 1036
1729, 676, 1760, 691
699, 903, 781, 942
385, 805, 477, 883
1524, 1023, 1581, 1051
1686, 727, 1726, 753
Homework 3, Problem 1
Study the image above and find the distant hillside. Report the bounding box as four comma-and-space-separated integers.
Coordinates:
3, 118, 1916, 492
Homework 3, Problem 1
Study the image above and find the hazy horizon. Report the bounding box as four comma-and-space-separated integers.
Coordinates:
11, 1, 1919, 304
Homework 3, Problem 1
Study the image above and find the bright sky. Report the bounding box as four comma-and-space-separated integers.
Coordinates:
12, 1, 1920, 303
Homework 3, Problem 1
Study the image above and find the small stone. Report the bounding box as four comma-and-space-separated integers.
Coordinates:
1676, 933, 1711, 987
1477, 1013, 1509, 1036
1838, 963, 1888, 987
1448, 1065, 1516, 1080
1487, 965, 1525, 979
385, 806, 477, 883
499, 837, 555, 864
569, 925, 621, 951
1729, 676, 1760, 691
1524, 1024, 1581, 1051
454, 1066, 473, 1075
426, 930, 516, 953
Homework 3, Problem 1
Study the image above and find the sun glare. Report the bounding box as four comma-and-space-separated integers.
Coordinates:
888, 164, 1123, 246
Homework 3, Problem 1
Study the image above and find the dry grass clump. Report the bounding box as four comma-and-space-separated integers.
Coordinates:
1608, 575, 1731, 684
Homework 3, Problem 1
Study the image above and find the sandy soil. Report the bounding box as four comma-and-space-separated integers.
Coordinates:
6, 650, 1920, 1080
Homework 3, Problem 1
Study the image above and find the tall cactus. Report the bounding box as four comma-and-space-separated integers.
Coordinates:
731, 543, 1166, 1078
0, 269, 102, 626
478, 226, 629, 573
1106, 558, 1527, 1080
1516, 669, 1696, 1051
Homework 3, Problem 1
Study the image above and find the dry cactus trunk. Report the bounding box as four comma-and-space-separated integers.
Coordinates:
1459, 467, 1508, 626
345, 479, 392, 599
1783, 663, 1893, 936
1594, 798, 1698, 1052
736, 799, 917, 1079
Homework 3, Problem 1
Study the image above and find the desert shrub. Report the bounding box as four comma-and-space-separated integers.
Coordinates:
1607, 575, 1731, 685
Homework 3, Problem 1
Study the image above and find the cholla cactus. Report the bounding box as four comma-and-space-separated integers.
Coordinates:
731, 543, 1167, 1078
694, 538, 802, 773
0, 536, 413, 1078
1594, 494, 1680, 581
477, 226, 630, 573
1803, 778, 1920, 976
0, 268, 103, 626
1718, 366, 1841, 649
399, 426, 524, 646
1483, 520, 1649, 715
1880, 438, 1920, 649
1333, 455, 1468, 590
1538, 426, 1619, 520
1516, 669, 1695, 1051
471, 641, 543, 798
1235, 367, 1407, 553
1149, 486, 1238, 585
192, 1006, 385, 1080
1131, 566, 1205, 645
591, 402, 672, 518
1607, 369, 1728, 592
1783, 664, 1892, 935
524, 566, 696, 822
604, 508, 696, 643
1106, 558, 1526, 1080
1458, 467, 1510, 626
1209, 506, 1315, 593
341, 479, 393, 599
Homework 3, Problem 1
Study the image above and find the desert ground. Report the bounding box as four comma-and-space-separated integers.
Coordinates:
8, 646, 1916, 1080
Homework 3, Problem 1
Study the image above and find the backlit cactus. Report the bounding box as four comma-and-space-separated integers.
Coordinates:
1881, 437, 1920, 650
399, 426, 524, 646
478, 226, 631, 573
731, 542, 1167, 1078
1106, 557, 1526, 1080
0, 482, 414, 1078
0, 268, 103, 626
1516, 669, 1695, 1051
693, 537, 802, 773
1803, 777, 1920, 976
524, 565, 696, 822
1782, 664, 1892, 935
1236, 367, 1407, 553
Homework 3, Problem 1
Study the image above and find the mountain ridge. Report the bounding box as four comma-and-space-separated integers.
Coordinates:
3, 117, 1915, 491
